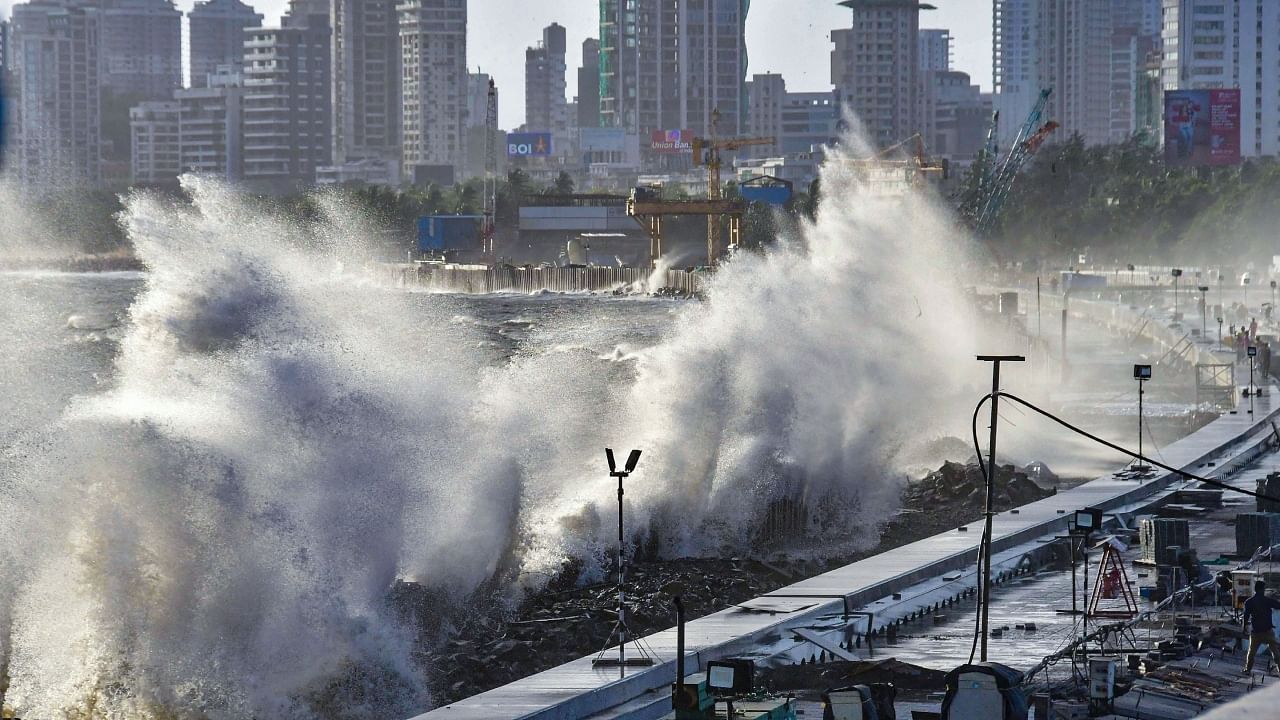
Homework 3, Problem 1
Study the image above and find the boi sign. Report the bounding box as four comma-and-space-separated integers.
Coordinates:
507, 132, 553, 157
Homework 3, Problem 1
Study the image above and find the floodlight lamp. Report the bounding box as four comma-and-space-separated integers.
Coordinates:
605, 448, 617, 473
625, 449, 642, 473
1134, 364, 1152, 380
1199, 286, 1210, 293
1074, 507, 1103, 532
1217, 317, 1224, 323
1172, 268, 1182, 277
1127, 264, 1136, 271
1249, 346, 1258, 357
1272, 280, 1278, 289
708, 665, 736, 690
706, 659, 754, 697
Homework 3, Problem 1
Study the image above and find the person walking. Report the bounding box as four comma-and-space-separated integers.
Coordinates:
1244, 580, 1280, 674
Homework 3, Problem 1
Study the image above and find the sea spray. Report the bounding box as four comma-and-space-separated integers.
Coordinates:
0, 142, 984, 717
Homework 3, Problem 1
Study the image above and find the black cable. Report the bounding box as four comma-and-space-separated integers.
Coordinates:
964, 389, 1280, 666
967, 397, 988, 665
993, 391, 1280, 503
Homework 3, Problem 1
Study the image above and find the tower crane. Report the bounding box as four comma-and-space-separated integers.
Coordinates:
692, 109, 775, 264
481, 79, 498, 258
969, 87, 1059, 236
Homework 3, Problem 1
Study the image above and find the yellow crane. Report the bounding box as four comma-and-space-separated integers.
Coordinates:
692, 109, 775, 265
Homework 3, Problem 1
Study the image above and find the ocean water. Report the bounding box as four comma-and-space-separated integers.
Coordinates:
0, 150, 989, 718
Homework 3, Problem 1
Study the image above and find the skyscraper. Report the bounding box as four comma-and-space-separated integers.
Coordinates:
98, 0, 182, 99
177, 67, 246, 181
599, 0, 749, 138
525, 22, 567, 132
1161, 0, 1280, 158
832, 0, 932, 148
577, 38, 600, 130
399, 0, 467, 183
993, 0, 1139, 146
0, 18, 10, 76
188, 0, 263, 88
10, 1, 102, 185
241, 0, 331, 189
919, 28, 952, 72
747, 73, 838, 158
331, 0, 400, 172
992, 0, 1038, 144
130, 99, 180, 184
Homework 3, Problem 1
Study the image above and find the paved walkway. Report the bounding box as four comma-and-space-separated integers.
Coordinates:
411, 390, 1280, 720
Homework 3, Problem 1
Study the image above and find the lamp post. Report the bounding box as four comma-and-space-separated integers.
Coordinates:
1218, 317, 1225, 352
593, 448, 653, 671
1172, 268, 1183, 320
1244, 275, 1252, 314
1248, 346, 1257, 416
976, 354, 1025, 662
1199, 286, 1210, 341
1133, 365, 1152, 476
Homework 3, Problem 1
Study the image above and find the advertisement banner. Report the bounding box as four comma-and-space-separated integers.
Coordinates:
649, 129, 694, 154
507, 132, 553, 157
1164, 89, 1240, 166
580, 127, 626, 152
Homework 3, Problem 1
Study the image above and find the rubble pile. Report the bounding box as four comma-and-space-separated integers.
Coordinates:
906, 461, 1055, 513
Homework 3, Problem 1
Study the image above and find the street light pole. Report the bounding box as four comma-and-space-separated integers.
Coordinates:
1133, 365, 1152, 476
976, 354, 1025, 662
594, 448, 651, 672
1248, 347, 1257, 416
1199, 286, 1210, 342
1172, 268, 1182, 320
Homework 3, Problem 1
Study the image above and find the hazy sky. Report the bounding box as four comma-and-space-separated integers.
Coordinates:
0, 1, 993, 129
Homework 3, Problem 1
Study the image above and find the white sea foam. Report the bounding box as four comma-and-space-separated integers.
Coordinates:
0, 136, 985, 718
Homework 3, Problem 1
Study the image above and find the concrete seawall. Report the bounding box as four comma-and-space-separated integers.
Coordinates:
383, 263, 708, 296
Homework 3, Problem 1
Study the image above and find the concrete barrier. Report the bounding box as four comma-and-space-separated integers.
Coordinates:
381, 263, 708, 296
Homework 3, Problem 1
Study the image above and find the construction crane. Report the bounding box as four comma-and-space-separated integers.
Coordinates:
847, 133, 946, 192
692, 109, 775, 265
481, 78, 498, 258
970, 87, 1059, 236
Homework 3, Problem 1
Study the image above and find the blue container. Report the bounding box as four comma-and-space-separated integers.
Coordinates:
741, 184, 793, 205
417, 215, 482, 252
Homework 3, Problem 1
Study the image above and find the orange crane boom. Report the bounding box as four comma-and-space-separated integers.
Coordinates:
691, 109, 775, 265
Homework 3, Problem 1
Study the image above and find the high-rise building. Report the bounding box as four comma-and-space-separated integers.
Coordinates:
399, 0, 467, 184
599, 0, 750, 138
831, 0, 932, 149
10, 1, 102, 185
98, 0, 182, 99
461, 72, 495, 180
747, 73, 839, 159
992, 0, 1038, 144
525, 22, 567, 133
577, 38, 600, 130
188, 0, 263, 88
177, 66, 245, 181
331, 0, 400, 173
994, 0, 1149, 146
1161, 0, 1280, 158
241, 0, 331, 189
130, 99, 180, 183
921, 70, 992, 161
919, 28, 952, 72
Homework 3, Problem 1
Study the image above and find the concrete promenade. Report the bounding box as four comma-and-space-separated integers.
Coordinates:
411, 385, 1280, 720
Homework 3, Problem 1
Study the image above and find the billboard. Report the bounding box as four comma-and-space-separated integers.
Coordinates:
649, 129, 694, 154
507, 132, 553, 157
1164, 89, 1240, 166
580, 127, 627, 153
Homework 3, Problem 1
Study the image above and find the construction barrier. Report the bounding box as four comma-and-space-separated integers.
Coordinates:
381, 263, 707, 296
